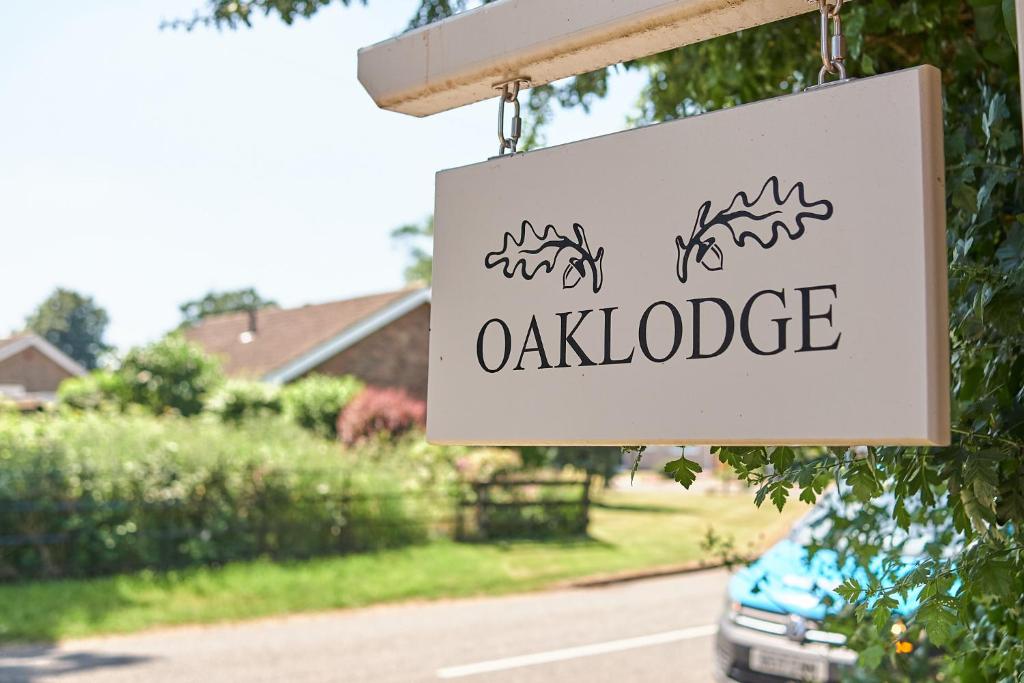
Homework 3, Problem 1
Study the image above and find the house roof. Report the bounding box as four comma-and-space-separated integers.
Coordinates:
0, 333, 87, 377
184, 287, 431, 383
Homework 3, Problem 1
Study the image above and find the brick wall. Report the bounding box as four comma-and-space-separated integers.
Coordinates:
306, 303, 430, 400
0, 347, 74, 393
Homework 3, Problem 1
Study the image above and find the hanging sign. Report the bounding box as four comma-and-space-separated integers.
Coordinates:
427, 66, 950, 446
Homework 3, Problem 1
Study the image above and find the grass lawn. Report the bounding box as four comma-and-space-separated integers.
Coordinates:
0, 485, 806, 643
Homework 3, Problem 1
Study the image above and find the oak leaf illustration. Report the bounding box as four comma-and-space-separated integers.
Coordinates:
675, 176, 833, 284
485, 220, 605, 293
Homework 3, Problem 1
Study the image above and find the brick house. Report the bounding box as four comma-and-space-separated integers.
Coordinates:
184, 288, 430, 399
0, 333, 87, 408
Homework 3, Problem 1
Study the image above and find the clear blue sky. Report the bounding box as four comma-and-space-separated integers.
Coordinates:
0, 1, 645, 351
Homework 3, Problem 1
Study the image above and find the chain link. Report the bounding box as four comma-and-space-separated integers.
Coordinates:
496, 79, 529, 157
817, 0, 847, 85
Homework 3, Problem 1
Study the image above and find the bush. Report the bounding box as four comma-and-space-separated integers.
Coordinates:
337, 387, 426, 446
455, 448, 523, 482
520, 446, 623, 480
281, 374, 363, 438
206, 380, 282, 423
119, 335, 223, 417
57, 371, 126, 411
0, 396, 16, 414
0, 413, 446, 581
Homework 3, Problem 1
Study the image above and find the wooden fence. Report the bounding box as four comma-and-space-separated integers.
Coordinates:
456, 475, 592, 541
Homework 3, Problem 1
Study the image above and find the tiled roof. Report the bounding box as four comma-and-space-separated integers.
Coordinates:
184, 288, 428, 379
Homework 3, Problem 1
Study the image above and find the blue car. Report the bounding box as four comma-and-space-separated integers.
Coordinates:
713, 491, 941, 683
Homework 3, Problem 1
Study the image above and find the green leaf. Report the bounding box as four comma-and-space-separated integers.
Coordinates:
664, 456, 702, 489
846, 459, 883, 500
859, 644, 885, 671
626, 446, 646, 484
769, 481, 792, 512
918, 600, 957, 647
769, 446, 795, 474
798, 485, 818, 505
1005, 0, 1019, 48
835, 578, 863, 604
872, 601, 895, 631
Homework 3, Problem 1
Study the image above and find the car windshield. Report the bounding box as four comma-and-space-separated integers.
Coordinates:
789, 489, 951, 559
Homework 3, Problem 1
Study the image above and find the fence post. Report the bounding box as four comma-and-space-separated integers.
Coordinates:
453, 485, 466, 541
580, 474, 593, 534
474, 481, 488, 539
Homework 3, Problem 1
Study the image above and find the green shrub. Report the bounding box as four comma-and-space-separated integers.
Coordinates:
455, 448, 523, 482
0, 395, 18, 414
57, 371, 126, 411
119, 335, 223, 417
519, 446, 623, 481
0, 413, 446, 581
206, 380, 282, 423
281, 374, 363, 438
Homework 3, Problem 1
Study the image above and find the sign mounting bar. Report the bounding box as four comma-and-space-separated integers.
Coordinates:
358, 0, 824, 118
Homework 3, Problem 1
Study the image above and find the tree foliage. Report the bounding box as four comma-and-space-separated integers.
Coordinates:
169, 0, 498, 31
119, 335, 225, 417
391, 216, 434, 285
186, 0, 1022, 677
163, 0, 367, 30
627, 3, 1020, 679
25, 288, 111, 370
178, 288, 277, 329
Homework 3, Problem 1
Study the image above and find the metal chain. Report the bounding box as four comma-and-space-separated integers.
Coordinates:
496, 79, 529, 157
817, 0, 847, 85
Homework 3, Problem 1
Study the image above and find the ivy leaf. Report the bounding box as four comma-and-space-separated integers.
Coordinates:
664, 456, 702, 489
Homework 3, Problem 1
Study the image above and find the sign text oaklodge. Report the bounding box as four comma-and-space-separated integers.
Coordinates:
475, 285, 841, 374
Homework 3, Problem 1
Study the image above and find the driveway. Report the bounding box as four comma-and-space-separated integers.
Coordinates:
0, 568, 730, 683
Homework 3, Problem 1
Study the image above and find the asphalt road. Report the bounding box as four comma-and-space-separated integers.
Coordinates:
0, 568, 730, 683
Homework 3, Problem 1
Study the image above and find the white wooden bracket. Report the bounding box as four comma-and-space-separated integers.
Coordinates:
357, 0, 824, 117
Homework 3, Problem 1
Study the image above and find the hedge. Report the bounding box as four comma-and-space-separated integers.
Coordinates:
0, 413, 451, 581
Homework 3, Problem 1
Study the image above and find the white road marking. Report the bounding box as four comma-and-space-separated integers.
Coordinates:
436, 624, 718, 678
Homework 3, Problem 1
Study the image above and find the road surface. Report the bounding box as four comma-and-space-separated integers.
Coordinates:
0, 568, 730, 683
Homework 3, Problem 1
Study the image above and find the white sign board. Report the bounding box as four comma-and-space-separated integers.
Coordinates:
428, 66, 949, 447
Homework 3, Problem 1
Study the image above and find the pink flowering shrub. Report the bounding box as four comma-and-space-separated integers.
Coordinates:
337, 387, 426, 446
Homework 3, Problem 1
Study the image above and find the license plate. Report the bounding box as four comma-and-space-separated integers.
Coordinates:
749, 648, 829, 682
